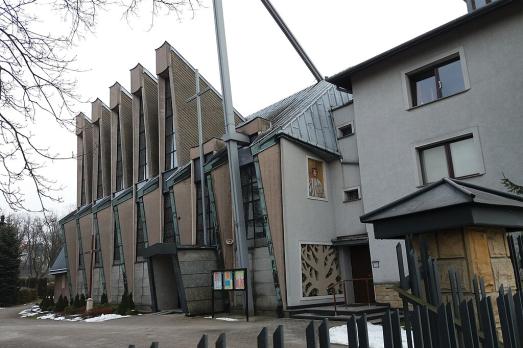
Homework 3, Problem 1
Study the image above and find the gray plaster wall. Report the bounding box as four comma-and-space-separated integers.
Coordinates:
348, 5, 523, 284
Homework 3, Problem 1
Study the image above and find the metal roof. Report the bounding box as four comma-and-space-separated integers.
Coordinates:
361, 178, 523, 239
327, 0, 515, 92
249, 80, 352, 155
49, 247, 67, 275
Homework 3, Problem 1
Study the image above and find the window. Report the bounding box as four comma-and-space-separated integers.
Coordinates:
165, 79, 177, 170
136, 201, 148, 261
80, 154, 86, 205
409, 56, 465, 107
337, 123, 354, 139
196, 180, 215, 245
163, 194, 175, 243
138, 97, 147, 181
115, 118, 123, 191
78, 247, 84, 269
419, 135, 483, 184
94, 230, 102, 268
113, 219, 122, 265
96, 129, 103, 198
241, 164, 265, 240
468, 0, 492, 11
343, 187, 361, 202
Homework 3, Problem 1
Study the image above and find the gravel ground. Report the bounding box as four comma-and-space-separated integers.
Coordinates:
0, 304, 345, 348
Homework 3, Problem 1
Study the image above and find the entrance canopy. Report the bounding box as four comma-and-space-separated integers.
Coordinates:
360, 178, 523, 239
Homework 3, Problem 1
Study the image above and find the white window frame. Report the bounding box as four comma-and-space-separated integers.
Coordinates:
401, 47, 471, 110
305, 155, 328, 201
343, 186, 361, 203
412, 127, 485, 187
337, 121, 355, 139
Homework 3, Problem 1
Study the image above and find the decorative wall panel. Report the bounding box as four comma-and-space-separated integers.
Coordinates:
301, 243, 342, 297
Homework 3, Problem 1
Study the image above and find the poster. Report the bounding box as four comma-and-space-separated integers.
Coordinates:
307, 158, 326, 199
223, 271, 233, 290
213, 271, 223, 290
234, 270, 245, 290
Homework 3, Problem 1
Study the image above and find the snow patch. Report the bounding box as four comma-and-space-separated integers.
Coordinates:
204, 316, 240, 322
19, 305, 42, 317
84, 314, 129, 322
329, 323, 409, 348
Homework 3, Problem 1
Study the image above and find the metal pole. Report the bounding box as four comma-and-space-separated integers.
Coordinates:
212, 0, 253, 314
195, 69, 208, 246
260, 0, 323, 82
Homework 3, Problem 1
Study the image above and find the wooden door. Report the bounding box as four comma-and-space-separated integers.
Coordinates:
350, 244, 375, 303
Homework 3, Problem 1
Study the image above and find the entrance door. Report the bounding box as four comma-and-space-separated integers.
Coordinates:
350, 244, 375, 303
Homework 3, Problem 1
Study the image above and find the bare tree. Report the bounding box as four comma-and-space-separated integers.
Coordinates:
0, 0, 201, 214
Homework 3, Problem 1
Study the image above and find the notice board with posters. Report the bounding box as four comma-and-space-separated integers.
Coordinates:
211, 268, 248, 321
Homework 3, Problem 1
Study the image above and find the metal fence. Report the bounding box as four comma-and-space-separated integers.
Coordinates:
131, 235, 523, 348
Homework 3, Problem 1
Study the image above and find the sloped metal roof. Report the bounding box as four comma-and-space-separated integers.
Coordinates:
49, 247, 67, 275
361, 178, 523, 239
248, 80, 352, 155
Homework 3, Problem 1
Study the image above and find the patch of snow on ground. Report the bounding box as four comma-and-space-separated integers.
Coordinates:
18, 305, 42, 317
329, 323, 409, 348
204, 316, 240, 322
84, 314, 129, 322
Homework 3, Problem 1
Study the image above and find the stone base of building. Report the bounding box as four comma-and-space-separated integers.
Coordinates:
374, 283, 402, 309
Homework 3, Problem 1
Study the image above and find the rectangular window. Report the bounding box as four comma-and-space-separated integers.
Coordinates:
164, 79, 177, 170
78, 247, 84, 269
241, 164, 265, 240
136, 202, 148, 261
96, 129, 103, 198
138, 97, 147, 181
419, 134, 482, 184
113, 219, 122, 265
163, 194, 175, 243
115, 118, 123, 191
409, 56, 465, 107
80, 154, 86, 205
337, 123, 354, 139
343, 187, 361, 202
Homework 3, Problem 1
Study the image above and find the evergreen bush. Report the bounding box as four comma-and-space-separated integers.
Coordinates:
116, 288, 129, 315
129, 292, 135, 311
0, 219, 20, 306
100, 293, 108, 305
80, 293, 86, 307
73, 294, 80, 308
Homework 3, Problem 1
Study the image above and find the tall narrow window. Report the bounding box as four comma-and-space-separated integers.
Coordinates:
113, 219, 122, 265
196, 180, 214, 245
115, 118, 123, 191
78, 246, 84, 269
163, 194, 175, 243
138, 97, 147, 181
80, 154, 86, 205
136, 202, 148, 261
165, 79, 177, 170
241, 164, 265, 240
96, 129, 103, 199
94, 229, 102, 267
409, 56, 465, 107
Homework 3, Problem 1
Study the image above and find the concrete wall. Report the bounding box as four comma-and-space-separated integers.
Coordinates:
53, 274, 69, 300
78, 214, 92, 293
151, 256, 178, 310
97, 206, 112, 299
117, 198, 135, 291
349, 4, 523, 286
211, 164, 234, 268
64, 220, 77, 296
250, 246, 279, 312
257, 144, 286, 308
172, 178, 193, 246
280, 138, 339, 307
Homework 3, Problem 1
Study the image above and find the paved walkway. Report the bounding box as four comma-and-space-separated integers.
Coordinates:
0, 304, 345, 348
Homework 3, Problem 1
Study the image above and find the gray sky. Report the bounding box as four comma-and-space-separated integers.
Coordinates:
3, 0, 466, 216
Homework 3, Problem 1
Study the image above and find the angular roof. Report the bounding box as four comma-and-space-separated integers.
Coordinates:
49, 247, 67, 275
248, 80, 352, 155
361, 178, 523, 239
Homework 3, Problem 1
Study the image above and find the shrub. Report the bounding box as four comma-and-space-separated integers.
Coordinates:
73, 294, 80, 308
129, 292, 135, 311
70, 296, 74, 306
17, 287, 37, 304
55, 295, 67, 312
80, 293, 86, 307
100, 293, 108, 305
116, 289, 129, 315
39, 296, 54, 311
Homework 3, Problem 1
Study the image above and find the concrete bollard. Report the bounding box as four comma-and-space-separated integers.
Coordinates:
86, 298, 94, 313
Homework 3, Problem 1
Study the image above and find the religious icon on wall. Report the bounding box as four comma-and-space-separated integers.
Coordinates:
223, 271, 233, 290
307, 158, 326, 199
234, 270, 245, 290
213, 271, 223, 290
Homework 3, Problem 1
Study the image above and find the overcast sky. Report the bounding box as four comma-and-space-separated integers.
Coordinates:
3, 0, 467, 216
